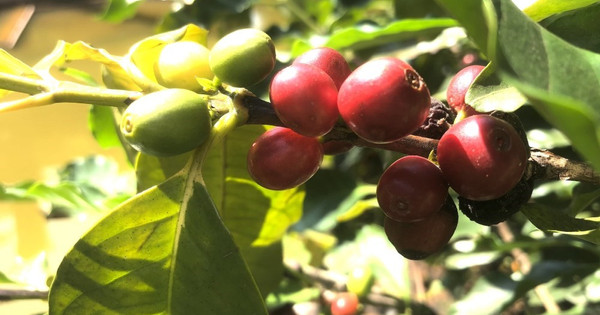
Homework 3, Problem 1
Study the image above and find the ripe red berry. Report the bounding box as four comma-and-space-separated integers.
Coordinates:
269, 63, 339, 137
384, 197, 458, 260
330, 292, 359, 315
247, 127, 323, 190
293, 47, 352, 89
338, 57, 431, 143
446, 65, 485, 117
437, 115, 528, 201
377, 156, 448, 222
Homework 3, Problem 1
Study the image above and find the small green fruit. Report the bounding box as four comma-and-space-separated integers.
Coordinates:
154, 41, 213, 91
346, 266, 373, 297
120, 89, 212, 156
209, 28, 276, 87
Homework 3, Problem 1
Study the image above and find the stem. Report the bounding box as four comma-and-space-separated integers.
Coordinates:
0, 288, 48, 300
0, 72, 50, 94
240, 93, 600, 185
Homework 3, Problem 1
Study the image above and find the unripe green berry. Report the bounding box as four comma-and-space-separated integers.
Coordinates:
120, 89, 212, 157
209, 28, 276, 87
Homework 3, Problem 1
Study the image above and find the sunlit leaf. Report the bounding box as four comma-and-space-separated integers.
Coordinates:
466, 63, 528, 113
49, 164, 267, 314
435, 0, 498, 58
88, 106, 122, 149
526, 128, 570, 149
323, 18, 458, 52
0, 50, 41, 97
324, 225, 411, 299
522, 0, 600, 21
450, 272, 516, 315
202, 125, 303, 295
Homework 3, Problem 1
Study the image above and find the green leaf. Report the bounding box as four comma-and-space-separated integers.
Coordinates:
88, 106, 122, 149
0, 49, 41, 97
100, 0, 144, 23
523, 0, 600, 21
450, 272, 517, 315
134, 153, 191, 192
466, 63, 528, 112
521, 204, 600, 244
568, 183, 600, 216
435, 0, 497, 58
540, 3, 600, 53
48, 162, 267, 314
324, 18, 458, 51
202, 125, 304, 295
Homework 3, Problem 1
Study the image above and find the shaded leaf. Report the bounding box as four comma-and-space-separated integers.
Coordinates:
540, 3, 600, 53
568, 184, 600, 216
296, 169, 359, 232
49, 166, 267, 314
521, 204, 600, 244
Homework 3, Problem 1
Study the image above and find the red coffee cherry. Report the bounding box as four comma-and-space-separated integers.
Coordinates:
377, 155, 448, 222
437, 115, 528, 201
247, 127, 323, 190
384, 196, 458, 260
338, 57, 431, 143
330, 292, 359, 315
446, 65, 485, 117
293, 47, 352, 89
269, 63, 339, 137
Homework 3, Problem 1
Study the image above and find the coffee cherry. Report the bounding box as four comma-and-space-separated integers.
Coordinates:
437, 115, 528, 201
120, 89, 211, 157
269, 64, 339, 137
154, 41, 213, 91
338, 57, 431, 143
331, 292, 359, 315
458, 175, 534, 225
384, 196, 458, 260
446, 65, 485, 117
247, 127, 323, 190
292, 47, 351, 89
377, 155, 448, 222
209, 28, 276, 87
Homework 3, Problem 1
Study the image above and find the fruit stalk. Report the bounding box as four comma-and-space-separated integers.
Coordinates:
239, 93, 600, 185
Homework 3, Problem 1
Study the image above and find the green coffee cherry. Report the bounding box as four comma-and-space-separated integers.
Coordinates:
120, 89, 212, 157
209, 28, 276, 87
154, 41, 213, 91
346, 266, 373, 297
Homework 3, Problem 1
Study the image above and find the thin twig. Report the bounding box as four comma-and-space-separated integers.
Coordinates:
0, 288, 48, 300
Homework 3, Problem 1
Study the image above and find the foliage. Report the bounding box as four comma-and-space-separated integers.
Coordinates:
2, 0, 600, 314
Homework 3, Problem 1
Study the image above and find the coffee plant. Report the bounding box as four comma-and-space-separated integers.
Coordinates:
2, 0, 600, 314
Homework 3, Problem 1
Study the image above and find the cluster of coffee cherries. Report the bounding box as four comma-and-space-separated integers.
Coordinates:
247, 48, 530, 260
